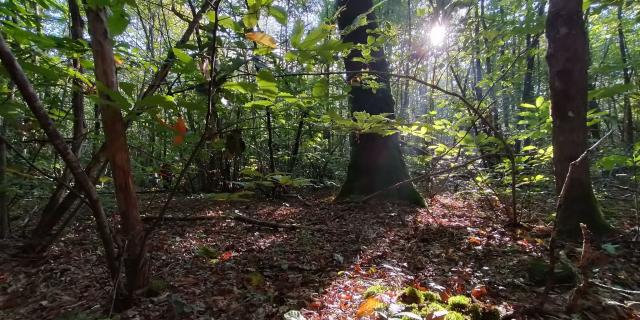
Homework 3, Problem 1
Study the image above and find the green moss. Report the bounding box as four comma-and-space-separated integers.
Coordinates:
422, 302, 447, 315
422, 290, 440, 302
363, 285, 389, 298
399, 286, 424, 305
444, 311, 466, 320
447, 295, 471, 311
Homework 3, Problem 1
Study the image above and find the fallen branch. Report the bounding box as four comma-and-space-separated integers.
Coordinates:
142, 212, 323, 230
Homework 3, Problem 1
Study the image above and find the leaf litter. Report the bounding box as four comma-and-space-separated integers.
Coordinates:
0, 191, 638, 319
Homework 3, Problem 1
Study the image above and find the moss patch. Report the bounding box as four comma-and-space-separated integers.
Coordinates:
447, 295, 471, 311
363, 285, 389, 298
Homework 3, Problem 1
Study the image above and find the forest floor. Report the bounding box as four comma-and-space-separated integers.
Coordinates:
1, 189, 639, 320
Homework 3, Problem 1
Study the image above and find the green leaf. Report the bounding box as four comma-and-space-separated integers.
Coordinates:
256, 69, 278, 96
216, 15, 236, 30
299, 25, 330, 50
588, 83, 635, 101
108, 10, 130, 36
597, 155, 630, 171
136, 94, 176, 108
243, 12, 258, 29
223, 81, 256, 94
312, 78, 328, 98
291, 20, 304, 48
172, 48, 193, 63
268, 5, 287, 25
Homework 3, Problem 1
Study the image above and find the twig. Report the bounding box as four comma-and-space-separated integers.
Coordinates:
592, 281, 640, 296
540, 130, 613, 307
359, 155, 490, 203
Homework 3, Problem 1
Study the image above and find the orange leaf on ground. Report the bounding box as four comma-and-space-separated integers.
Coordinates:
355, 297, 383, 318
468, 236, 483, 246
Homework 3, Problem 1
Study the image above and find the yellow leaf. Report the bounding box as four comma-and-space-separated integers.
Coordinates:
245, 32, 277, 49
355, 297, 383, 318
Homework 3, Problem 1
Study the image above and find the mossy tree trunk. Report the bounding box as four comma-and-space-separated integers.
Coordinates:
334, 0, 424, 206
546, 0, 611, 237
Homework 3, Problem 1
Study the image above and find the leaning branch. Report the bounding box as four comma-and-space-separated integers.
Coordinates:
0, 34, 118, 278
359, 155, 489, 203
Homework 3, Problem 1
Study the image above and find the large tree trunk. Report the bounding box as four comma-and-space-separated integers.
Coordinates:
85, 4, 148, 301
546, 0, 610, 237
334, 0, 424, 206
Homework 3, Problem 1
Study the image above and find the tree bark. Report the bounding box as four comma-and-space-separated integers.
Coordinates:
0, 33, 118, 276
0, 116, 8, 239
617, 5, 633, 148
334, 0, 424, 206
85, 3, 148, 300
30, 0, 87, 246
546, 0, 610, 237
25, 0, 211, 254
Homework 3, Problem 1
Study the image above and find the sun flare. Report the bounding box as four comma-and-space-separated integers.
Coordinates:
429, 24, 447, 46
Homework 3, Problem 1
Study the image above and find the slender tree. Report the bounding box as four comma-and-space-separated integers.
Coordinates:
617, 4, 633, 148
334, 0, 424, 206
0, 116, 7, 239
29, 0, 87, 248
85, 2, 148, 300
546, 0, 611, 237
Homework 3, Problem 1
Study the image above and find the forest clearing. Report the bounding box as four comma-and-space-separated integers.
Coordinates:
0, 0, 639, 319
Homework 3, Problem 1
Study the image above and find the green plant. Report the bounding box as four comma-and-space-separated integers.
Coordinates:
447, 295, 471, 311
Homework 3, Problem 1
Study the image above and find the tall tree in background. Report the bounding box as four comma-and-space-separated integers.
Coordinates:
334, 0, 424, 206
546, 0, 610, 237
85, 2, 148, 300
617, 3, 633, 148
0, 115, 7, 239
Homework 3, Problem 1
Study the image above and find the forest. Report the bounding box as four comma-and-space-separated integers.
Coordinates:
0, 0, 639, 319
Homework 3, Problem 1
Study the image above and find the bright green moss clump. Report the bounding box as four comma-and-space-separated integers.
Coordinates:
448, 295, 471, 311
423, 290, 440, 302
421, 302, 447, 314
363, 285, 389, 298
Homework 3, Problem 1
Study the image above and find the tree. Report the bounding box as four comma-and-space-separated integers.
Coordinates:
546, 0, 611, 237
334, 0, 425, 206
85, 2, 149, 300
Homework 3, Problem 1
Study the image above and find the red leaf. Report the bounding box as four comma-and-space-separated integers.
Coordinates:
220, 251, 233, 261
